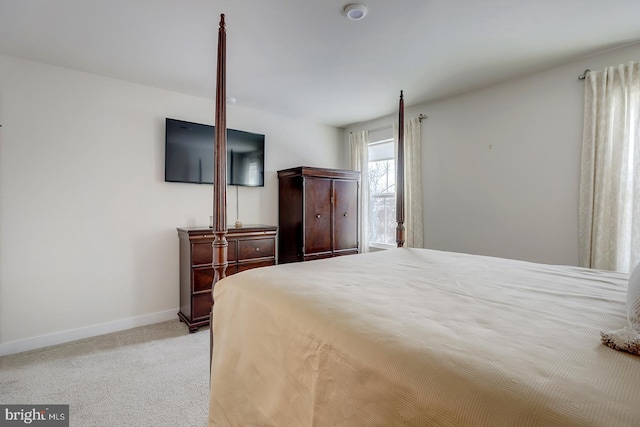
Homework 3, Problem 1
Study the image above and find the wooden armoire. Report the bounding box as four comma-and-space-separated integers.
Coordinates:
278, 166, 360, 263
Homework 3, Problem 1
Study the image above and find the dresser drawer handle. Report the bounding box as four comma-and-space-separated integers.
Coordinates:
343, 213, 348, 217
255, 247, 260, 251
316, 214, 321, 219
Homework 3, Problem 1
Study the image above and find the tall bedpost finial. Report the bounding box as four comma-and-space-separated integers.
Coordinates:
211, 10, 229, 373
396, 90, 405, 248
212, 12, 228, 294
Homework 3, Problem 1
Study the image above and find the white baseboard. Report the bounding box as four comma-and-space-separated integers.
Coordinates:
0, 309, 178, 356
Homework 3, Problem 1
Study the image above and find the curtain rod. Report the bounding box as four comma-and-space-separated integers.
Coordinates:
370, 114, 429, 131
349, 114, 428, 134
365, 124, 391, 133
578, 69, 591, 80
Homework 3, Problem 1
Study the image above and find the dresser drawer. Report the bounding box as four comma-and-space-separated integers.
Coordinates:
192, 241, 213, 266
192, 292, 213, 319
225, 264, 238, 276
238, 259, 276, 273
192, 267, 213, 292
227, 239, 237, 262
192, 239, 237, 265
195, 265, 236, 289
238, 238, 275, 261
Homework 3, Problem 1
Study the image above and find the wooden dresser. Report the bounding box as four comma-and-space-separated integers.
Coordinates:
176, 224, 277, 332
278, 166, 360, 263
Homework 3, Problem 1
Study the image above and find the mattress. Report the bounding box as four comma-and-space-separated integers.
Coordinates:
209, 248, 640, 426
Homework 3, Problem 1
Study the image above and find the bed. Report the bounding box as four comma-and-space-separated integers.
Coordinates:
207, 15, 640, 426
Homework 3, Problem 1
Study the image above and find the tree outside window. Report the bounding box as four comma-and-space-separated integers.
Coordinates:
368, 139, 395, 247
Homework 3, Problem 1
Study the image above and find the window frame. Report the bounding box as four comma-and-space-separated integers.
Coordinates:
367, 137, 396, 250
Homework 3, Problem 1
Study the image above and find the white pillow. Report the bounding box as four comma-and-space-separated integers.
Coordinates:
600, 263, 640, 356
628, 262, 640, 331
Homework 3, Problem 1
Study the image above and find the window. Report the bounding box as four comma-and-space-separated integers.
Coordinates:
368, 138, 396, 248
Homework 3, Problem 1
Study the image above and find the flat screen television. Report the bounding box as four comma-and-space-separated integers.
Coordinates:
164, 118, 265, 187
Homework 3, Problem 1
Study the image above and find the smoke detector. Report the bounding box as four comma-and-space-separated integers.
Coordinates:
343, 3, 368, 21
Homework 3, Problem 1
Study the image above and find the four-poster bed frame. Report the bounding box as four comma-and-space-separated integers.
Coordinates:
209, 15, 407, 285
209, 14, 408, 301
207, 14, 639, 427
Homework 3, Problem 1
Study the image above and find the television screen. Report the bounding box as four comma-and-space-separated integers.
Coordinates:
164, 118, 265, 187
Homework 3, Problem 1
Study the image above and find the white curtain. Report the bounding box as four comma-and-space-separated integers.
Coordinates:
349, 130, 369, 253
394, 117, 424, 248
579, 61, 640, 273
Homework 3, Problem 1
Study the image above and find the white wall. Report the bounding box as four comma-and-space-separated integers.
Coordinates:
0, 54, 343, 354
346, 42, 640, 266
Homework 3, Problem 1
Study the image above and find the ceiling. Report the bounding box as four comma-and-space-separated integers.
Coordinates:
1, 0, 640, 128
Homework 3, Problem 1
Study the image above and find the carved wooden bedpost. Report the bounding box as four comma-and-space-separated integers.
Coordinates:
396, 90, 406, 248
213, 14, 228, 296
211, 13, 228, 370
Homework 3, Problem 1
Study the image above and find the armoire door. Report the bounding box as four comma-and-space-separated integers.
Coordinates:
304, 177, 332, 255
333, 179, 358, 251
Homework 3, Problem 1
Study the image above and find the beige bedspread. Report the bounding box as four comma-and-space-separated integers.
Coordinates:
209, 248, 640, 426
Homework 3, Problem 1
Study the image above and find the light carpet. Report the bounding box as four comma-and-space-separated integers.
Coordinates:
0, 320, 209, 426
